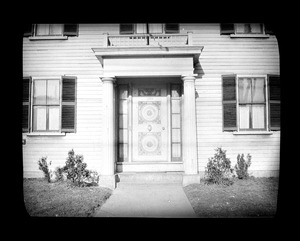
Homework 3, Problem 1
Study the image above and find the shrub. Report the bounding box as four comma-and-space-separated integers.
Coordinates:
205, 147, 234, 185
38, 157, 51, 182
37, 149, 100, 186
63, 149, 99, 187
235, 154, 252, 179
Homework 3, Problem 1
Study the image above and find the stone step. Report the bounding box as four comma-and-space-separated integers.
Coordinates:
116, 172, 183, 187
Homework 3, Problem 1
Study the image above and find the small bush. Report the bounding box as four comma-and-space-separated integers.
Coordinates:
63, 149, 99, 187
37, 149, 100, 187
235, 154, 252, 179
205, 147, 234, 185
38, 157, 51, 182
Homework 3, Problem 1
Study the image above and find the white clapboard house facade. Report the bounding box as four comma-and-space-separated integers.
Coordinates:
22, 23, 280, 188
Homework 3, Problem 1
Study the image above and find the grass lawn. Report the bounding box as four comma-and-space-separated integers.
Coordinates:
23, 178, 112, 217
183, 177, 279, 218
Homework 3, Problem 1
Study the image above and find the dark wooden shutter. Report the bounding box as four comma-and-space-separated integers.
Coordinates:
220, 23, 235, 35
23, 77, 31, 132
23, 24, 33, 37
61, 76, 77, 132
165, 23, 179, 33
120, 24, 134, 34
268, 75, 280, 130
63, 24, 78, 36
264, 23, 274, 35
222, 75, 237, 131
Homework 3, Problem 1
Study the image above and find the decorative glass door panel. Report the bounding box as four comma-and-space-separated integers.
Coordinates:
132, 84, 168, 162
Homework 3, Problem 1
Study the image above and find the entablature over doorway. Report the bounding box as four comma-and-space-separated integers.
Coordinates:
92, 46, 204, 77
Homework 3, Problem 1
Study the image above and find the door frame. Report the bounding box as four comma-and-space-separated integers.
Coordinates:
116, 77, 183, 167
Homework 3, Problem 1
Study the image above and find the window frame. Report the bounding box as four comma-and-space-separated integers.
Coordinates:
30, 77, 62, 133
236, 75, 269, 132
35, 24, 64, 36
119, 23, 179, 35
235, 23, 265, 35
25, 24, 78, 40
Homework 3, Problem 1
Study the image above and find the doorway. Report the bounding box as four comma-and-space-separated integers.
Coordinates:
117, 77, 183, 170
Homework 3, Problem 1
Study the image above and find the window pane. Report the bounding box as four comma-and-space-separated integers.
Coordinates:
50, 24, 63, 35
172, 114, 180, 128
47, 80, 60, 105
33, 80, 47, 105
36, 24, 49, 36
49, 107, 60, 130
33, 106, 47, 131
119, 114, 127, 129
172, 144, 181, 158
119, 144, 128, 161
172, 129, 181, 143
238, 78, 251, 103
252, 105, 265, 129
149, 24, 163, 33
119, 100, 128, 114
252, 78, 265, 103
136, 24, 147, 34
239, 105, 250, 129
172, 100, 181, 113
119, 129, 128, 143
235, 24, 245, 33
251, 24, 262, 33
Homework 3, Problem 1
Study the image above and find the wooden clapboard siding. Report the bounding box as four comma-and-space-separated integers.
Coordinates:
189, 24, 280, 176
23, 24, 109, 178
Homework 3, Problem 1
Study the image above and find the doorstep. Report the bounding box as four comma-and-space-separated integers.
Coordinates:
116, 172, 183, 188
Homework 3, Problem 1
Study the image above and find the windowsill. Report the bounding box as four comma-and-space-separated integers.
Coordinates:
29, 36, 68, 41
230, 34, 270, 38
26, 132, 66, 136
233, 131, 273, 135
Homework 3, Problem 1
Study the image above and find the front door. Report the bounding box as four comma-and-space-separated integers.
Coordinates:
132, 84, 168, 162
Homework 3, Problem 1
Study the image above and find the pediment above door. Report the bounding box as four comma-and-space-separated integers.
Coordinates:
92, 46, 203, 77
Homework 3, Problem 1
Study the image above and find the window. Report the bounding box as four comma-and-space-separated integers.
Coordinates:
120, 23, 178, 34
23, 24, 79, 37
36, 24, 63, 36
33, 79, 60, 131
220, 23, 274, 36
238, 77, 266, 130
222, 75, 280, 132
22, 76, 77, 133
235, 23, 263, 34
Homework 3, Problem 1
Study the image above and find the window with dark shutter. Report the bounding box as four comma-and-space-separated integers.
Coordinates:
63, 24, 78, 36
61, 76, 77, 132
268, 75, 280, 130
23, 24, 33, 37
120, 24, 134, 34
220, 23, 235, 35
165, 23, 179, 33
23, 77, 31, 132
222, 75, 237, 131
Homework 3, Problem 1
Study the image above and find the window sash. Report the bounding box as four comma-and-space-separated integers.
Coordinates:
237, 77, 267, 131
32, 79, 61, 132
120, 23, 179, 34
235, 23, 264, 34
35, 24, 63, 36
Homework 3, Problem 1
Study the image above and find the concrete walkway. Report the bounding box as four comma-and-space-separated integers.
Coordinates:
94, 183, 198, 218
